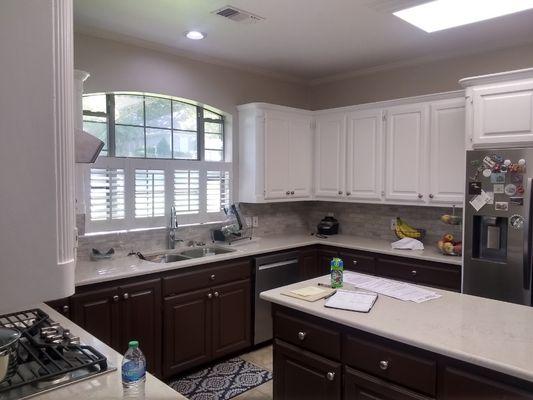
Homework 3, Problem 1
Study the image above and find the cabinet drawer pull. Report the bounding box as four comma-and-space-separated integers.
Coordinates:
429, 194, 434, 199
338, 191, 343, 195
286, 191, 290, 195
346, 192, 351, 196
352, 260, 358, 265
207, 292, 213, 299
326, 372, 335, 381
411, 270, 418, 276
290, 191, 295, 195
62, 305, 69, 313
379, 360, 389, 370
123, 293, 129, 300
112, 295, 119, 302
418, 193, 423, 199
297, 331, 307, 341
210, 274, 216, 281
214, 291, 219, 298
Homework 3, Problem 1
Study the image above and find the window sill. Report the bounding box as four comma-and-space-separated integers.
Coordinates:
82, 220, 226, 238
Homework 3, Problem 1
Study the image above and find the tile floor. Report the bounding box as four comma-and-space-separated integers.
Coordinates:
234, 345, 273, 400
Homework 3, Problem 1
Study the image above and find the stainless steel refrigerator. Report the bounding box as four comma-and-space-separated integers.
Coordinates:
464, 148, 533, 305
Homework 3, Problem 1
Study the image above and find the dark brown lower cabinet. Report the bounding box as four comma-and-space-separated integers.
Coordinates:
299, 247, 319, 279
163, 288, 212, 377
344, 367, 432, 400
163, 277, 252, 377
274, 339, 342, 400
71, 277, 162, 376
212, 279, 251, 359
440, 366, 533, 400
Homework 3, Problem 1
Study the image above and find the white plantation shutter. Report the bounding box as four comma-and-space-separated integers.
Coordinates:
207, 170, 230, 213
89, 168, 125, 221
174, 170, 200, 214
135, 169, 165, 218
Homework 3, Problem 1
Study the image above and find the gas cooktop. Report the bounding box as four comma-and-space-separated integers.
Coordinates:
0, 309, 115, 400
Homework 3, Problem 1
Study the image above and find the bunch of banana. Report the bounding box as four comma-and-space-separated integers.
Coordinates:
395, 217, 424, 239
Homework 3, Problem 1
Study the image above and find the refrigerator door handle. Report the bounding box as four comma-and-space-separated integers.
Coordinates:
524, 178, 533, 290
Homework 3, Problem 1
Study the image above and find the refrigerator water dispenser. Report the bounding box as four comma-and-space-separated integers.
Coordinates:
472, 216, 508, 262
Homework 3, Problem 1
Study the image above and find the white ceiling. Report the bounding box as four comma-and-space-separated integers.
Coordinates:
73, 0, 533, 82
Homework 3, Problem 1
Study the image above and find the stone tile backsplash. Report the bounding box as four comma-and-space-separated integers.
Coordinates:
77, 201, 462, 261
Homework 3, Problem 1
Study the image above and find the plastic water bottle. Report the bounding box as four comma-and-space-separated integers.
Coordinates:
122, 340, 146, 393
330, 257, 344, 288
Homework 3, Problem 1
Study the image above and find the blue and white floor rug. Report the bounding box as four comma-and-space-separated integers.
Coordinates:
167, 357, 272, 400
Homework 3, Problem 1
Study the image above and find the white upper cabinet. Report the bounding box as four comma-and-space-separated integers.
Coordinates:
346, 109, 384, 201
428, 99, 465, 204
461, 69, 533, 148
314, 113, 346, 198
385, 104, 428, 203
238, 103, 313, 203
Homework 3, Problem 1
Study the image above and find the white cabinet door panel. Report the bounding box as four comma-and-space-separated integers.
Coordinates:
385, 104, 428, 202
289, 117, 313, 198
346, 109, 383, 201
264, 112, 290, 199
315, 113, 346, 198
429, 99, 465, 204
472, 80, 533, 146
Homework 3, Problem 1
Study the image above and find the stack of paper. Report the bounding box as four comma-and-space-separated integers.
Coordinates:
343, 272, 441, 303
325, 289, 378, 313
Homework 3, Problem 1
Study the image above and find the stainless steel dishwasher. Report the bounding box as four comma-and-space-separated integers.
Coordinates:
254, 250, 300, 345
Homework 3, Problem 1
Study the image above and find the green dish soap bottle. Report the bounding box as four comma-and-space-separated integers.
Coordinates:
330, 257, 344, 288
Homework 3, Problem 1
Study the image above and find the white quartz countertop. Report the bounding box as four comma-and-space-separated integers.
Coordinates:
11, 304, 184, 400
76, 234, 461, 286
260, 276, 533, 384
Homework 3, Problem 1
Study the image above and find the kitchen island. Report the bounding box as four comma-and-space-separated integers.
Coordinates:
261, 276, 533, 399
8, 304, 184, 400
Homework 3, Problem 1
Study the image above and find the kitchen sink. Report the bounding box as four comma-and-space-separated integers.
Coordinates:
143, 246, 235, 263
179, 246, 236, 258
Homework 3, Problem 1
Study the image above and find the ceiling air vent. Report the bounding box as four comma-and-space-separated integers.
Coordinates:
212, 5, 265, 23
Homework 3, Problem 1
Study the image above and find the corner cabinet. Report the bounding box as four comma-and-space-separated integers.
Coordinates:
238, 103, 313, 202
461, 68, 533, 149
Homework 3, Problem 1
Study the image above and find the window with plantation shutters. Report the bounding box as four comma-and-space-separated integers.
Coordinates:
174, 170, 200, 215
207, 171, 230, 213
89, 168, 125, 221
135, 169, 165, 218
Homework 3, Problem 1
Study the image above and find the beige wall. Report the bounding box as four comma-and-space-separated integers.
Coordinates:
309, 41, 533, 110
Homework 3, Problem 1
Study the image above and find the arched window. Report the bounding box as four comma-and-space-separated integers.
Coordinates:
82, 92, 230, 232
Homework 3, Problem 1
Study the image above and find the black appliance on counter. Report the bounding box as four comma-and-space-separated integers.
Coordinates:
317, 215, 339, 235
0, 309, 114, 400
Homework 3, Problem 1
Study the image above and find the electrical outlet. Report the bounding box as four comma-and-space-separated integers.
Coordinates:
245, 217, 252, 227
252, 216, 259, 227
390, 218, 397, 231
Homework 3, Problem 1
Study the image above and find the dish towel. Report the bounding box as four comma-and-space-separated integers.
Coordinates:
391, 237, 424, 250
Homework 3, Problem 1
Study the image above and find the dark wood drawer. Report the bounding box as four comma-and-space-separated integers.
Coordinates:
274, 310, 341, 360
339, 250, 376, 274
343, 334, 437, 396
162, 259, 251, 296
376, 257, 461, 291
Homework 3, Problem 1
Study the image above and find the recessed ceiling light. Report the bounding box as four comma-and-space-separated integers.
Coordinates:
185, 30, 206, 40
394, 0, 533, 33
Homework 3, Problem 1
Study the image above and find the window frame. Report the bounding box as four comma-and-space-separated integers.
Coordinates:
82, 92, 230, 234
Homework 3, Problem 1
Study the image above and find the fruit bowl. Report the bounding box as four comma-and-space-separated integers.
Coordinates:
437, 234, 462, 256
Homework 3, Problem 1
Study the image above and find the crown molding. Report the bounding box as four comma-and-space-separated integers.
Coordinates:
74, 25, 308, 86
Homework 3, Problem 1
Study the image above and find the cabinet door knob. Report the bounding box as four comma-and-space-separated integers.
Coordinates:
326, 372, 335, 381
338, 191, 343, 195
297, 331, 307, 341
112, 295, 119, 302
62, 305, 69, 313
346, 192, 351, 196
286, 191, 290, 195
411, 270, 417, 276
207, 292, 213, 299
352, 260, 358, 265
214, 291, 219, 298
381, 191, 385, 197
210, 274, 216, 281
123, 293, 129, 300
290, 191, 295, 195
429, 194, 434, 199
418, 193, 423, 199
379, 360, 389, 370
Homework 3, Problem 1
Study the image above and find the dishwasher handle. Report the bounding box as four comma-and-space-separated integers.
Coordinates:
257, 259, 298, 271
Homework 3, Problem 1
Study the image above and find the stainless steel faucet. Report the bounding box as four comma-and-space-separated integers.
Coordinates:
168, 205, 182, 249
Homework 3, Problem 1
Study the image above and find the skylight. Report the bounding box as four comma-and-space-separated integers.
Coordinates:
394, 0, 533, 33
